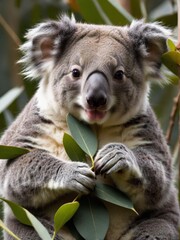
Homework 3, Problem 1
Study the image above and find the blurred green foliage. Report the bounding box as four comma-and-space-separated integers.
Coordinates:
0, 0, 178, 134
0, 0, 179, 239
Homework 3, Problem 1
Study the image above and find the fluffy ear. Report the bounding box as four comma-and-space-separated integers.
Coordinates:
19, 15, 76, 79
128, 20, 171, 79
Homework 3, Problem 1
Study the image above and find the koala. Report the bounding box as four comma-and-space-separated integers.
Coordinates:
0, 15, 179, 240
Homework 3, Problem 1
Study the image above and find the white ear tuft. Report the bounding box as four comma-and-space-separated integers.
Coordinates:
128, 20, 171, 80
19, 15, 76, 80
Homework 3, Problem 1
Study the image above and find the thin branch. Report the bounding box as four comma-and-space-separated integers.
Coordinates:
166, 90, 180, 143
0, 14, 21, 46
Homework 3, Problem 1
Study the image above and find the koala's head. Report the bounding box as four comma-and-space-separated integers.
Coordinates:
20, 15, 170, 126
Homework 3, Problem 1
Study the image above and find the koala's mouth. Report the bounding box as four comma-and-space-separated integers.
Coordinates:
85, 109, 107, 122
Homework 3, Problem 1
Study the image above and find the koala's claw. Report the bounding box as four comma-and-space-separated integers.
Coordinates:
95, 151, 126, 175
94, 143, 138, 176
132, 232, 170, 240
59, 162, 96, 194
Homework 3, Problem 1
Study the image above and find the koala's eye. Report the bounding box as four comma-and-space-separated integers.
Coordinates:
114, 70, 124, 81
72, 68, 81, 78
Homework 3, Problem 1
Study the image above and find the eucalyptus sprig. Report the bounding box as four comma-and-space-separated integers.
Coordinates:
60, 114, 137, 240
0, 114, 137, 240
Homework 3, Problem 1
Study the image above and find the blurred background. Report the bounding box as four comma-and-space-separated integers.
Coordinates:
1, 0, 179, 169
0, 0, 179, 238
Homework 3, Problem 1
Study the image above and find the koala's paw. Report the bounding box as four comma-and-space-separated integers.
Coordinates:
94, 143, 140, 176
133, 234, 165, 240
123, 219, 177, 240
58, 162, 96, 194
132, 230, 172, 240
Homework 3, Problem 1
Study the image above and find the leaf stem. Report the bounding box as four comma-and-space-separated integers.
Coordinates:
73, 194, 80, 202
51, 231, 56, 240
132, 208, 139, 216
90, 156, 95, 170
0, 220, 21, 240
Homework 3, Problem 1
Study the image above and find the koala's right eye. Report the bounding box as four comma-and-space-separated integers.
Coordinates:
72, 68, 81, 78
114, 70, 124, 81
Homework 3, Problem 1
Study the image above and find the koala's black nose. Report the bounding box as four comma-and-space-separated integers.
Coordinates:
86, 92, 107, 108
85, 72, 108, 109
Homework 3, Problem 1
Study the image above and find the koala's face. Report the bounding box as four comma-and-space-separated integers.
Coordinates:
52, 31, 147, 126
21, 16, 169, 126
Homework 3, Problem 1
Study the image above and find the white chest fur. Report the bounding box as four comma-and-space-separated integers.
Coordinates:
33, 120, 146, 160
33, 122, 143, 239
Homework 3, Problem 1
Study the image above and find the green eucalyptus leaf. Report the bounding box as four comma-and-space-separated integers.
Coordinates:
0, 219, 21, 240
63, 133, 86, 162
167, 39, 176, 51
73, 196, 109, 240
25, 210, 52, 240
130, 0, 143, 19
91, 0, 112, 25
94, 183, 138, 214
0, 198, 52, 240
97, 0, 128, 25
154, 12, 177, 28
67, 114, 98, 158
0, 145, 29, 159
0, 198, 31, 226
0, 87, 24, 114
76, 0, 106, 24
162, 51, 180, 76
54, 201, 79, 234
165, 73, 179, 85
107, 0, 133, 24
67, 221, 85, 240
76, 0, 132, 25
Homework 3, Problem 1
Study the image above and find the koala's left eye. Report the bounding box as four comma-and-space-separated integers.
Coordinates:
72, 68, 81, 78
114, 70, 124, 81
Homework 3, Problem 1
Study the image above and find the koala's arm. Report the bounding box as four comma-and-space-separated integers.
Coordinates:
0, 98, 95, 208
95, 107, 175, 211
0, 150, 95, 206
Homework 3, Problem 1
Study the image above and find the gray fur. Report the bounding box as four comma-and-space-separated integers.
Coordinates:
0, 16, 179, 240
